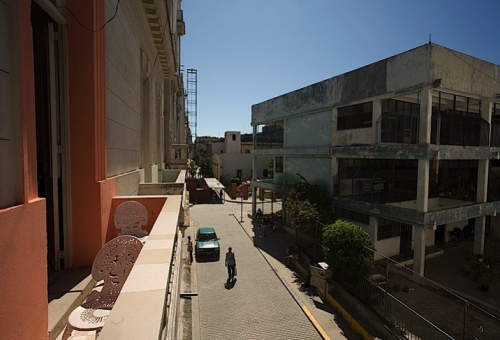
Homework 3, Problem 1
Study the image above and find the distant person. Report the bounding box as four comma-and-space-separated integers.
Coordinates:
256, 208, 263, 217
225, 247, 236, 281
220, 189, 224, 203
187, 236, 193, 264
262, 218, 268, 237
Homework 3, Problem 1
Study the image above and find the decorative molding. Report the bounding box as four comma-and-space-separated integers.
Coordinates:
141, 0, 176, 77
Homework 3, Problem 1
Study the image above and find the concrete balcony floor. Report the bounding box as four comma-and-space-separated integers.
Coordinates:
48, 267, 93, 340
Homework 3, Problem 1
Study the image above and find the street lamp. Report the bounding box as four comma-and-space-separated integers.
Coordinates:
239, 191, 244, 222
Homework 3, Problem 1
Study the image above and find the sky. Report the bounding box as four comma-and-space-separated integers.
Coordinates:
181, 0, 500, 138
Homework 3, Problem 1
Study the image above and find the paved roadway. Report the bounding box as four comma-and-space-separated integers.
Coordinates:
189, 201, 324, 340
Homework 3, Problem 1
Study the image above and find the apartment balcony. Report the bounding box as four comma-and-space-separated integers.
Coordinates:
49, 173, 188, 339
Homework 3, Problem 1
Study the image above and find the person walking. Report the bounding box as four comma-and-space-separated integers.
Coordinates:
187, 236, 193, 264
225, 247, 236, 281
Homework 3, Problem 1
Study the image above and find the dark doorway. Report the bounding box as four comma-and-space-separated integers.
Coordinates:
435, 224, 446, 243
31, 2, 66, 271
400, 224, 413, 254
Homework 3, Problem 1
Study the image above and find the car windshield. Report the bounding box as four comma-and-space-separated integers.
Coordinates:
199, 232, 217, 241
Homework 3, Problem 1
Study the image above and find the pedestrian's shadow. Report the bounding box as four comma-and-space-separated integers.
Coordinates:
224, 278, 237, 290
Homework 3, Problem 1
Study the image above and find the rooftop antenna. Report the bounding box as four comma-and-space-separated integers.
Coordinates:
429, 33, 431, 44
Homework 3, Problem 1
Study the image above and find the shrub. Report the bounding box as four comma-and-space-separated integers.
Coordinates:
322, 220, 374, 279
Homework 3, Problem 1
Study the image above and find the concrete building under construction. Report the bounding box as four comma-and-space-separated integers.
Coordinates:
251, 43, 500, 276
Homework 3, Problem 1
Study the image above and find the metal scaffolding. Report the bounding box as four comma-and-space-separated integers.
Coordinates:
186, 69, 197, 152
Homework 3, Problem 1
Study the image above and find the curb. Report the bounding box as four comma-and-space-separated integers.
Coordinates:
325, 288, 374, 340
189, 227, 201, 340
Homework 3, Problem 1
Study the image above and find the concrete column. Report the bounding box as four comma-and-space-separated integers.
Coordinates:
413, 225, 427, 276
164, 79, 172, 166
474, 160, 490, 255
419, 88, 432, 144
368, 216, 378, 244
474, 99, 492, 255
372, 100, 382, 145
480, 99, 493, 126
474, 216, 486, 255
414, 157, 430, 276
412, 88, 433, 276
142, 77, 153, 182
331, 156, 338, 196
332, 107, 338, 146
417, 159, 430, 213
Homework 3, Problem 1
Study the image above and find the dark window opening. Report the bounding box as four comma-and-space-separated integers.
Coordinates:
337, 158, 418, 203
431, 91, 487, 146
275, 157, 283, 174
492, 103, 500, 147
337, 102, 372, 130
380, 99, 419, 144
377, 218, 404, 241
255, 122, 284, 149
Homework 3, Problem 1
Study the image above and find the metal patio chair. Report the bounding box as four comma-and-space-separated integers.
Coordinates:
114, 200, 149, 241
62, 235, 143, 339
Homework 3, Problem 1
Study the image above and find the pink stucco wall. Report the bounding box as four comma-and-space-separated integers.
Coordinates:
0, 1, 49, 339
0, 201, 48, 339
66, 0, 110, 267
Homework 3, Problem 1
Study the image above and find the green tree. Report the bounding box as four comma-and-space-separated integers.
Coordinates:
322, 220, 374, 279
284, 180, 333, 233
199, 158, 213, 178
274, 172, 300, 223
275, 172, 299, 198
286, 199, 320, 234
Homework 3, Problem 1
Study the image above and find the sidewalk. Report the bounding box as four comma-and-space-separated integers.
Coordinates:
234, 201, 358, 339
241, 199, 500, 340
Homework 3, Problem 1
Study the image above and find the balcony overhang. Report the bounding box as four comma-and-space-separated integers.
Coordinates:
330, 144, 500, 160
333, 197, 500, 228
251, 179, 277, 191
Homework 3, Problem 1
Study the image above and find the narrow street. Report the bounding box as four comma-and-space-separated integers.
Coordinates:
179, 199, 354, 340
